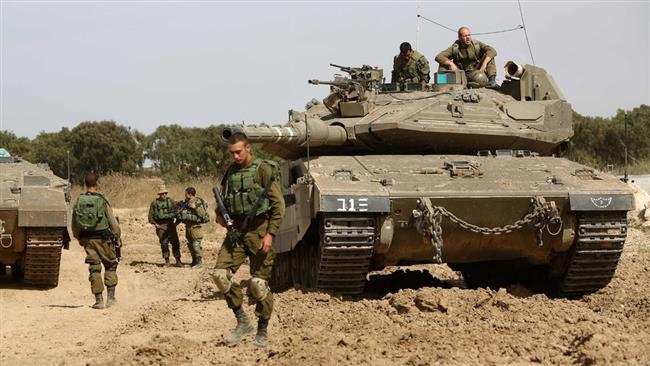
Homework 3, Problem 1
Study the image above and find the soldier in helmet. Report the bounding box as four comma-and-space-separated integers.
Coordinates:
391, 41, 431, 88
71, 172, 121, 309
435, 26, 499, 89
148, 184, 182, 267
212, 132, 285, 348
177, 187, 209, 268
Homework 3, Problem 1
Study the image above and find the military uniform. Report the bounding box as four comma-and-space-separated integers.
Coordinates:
148, 193, 181, 265
178, 196, 209, 267
213, 158, 285, 347
391, 50, 431, 83
435, 40, 497, 86
71, 191, 121, 309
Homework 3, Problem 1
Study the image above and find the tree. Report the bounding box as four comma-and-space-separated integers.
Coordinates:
68, 121, 143, 181
0, 130, 32, 157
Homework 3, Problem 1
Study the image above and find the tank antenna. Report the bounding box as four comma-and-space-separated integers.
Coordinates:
517, 0, 536, 65
415, 3, 422, 49
623, 112, 629, 183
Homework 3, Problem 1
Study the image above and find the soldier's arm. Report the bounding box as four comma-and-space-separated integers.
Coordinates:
71, 200, 81, 239
417, 56, 431, 83
477, 41, 497, 72
104, 199, 121, 239
259, 164, 285, 237
193, 197, 209, 222
148, 201, 156, 224
391, 55, 400, 83
478, 41, 497, 59
435, 46, 454, 66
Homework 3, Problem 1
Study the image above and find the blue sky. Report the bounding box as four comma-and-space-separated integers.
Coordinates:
1, 0, 648, 138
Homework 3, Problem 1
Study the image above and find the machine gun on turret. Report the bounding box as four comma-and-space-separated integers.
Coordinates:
308, 63, 383, 117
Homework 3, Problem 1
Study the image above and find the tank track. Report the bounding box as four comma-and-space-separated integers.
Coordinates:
558, 212, 627, 296
23, 230, 64, 287
317, 215, 375, 295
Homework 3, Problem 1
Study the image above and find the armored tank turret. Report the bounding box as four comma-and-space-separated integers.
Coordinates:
224, 62, 633, 297
0, 149, 71, 286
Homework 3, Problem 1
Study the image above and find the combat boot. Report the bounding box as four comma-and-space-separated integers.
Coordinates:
106, 286, 117, 308
225, 307, 255, 345
192, 256, 203, 269
190, 254, 197, 267
486, 75, 500, 89
164, 257, 171, 267
251, 318, 269, 348
92, 293, 105, 309
174, 257, 183, 267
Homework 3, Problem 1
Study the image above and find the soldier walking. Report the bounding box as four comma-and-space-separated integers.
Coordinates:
212, 132, 285, 348
177, 187, 209, 268
71, 173, 121, 309
148, 184, 182, 267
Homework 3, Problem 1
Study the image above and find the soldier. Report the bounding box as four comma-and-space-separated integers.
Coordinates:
435, 26, 499, 89
71, 172, 121, 309
148, 184, 182, 267
177, 187, 209, 268
212, 132, 285, 348
391, 41, 431, 88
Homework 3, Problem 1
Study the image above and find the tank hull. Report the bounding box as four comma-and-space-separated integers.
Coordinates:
270, 154, 633, 296
0, 159, 70, 287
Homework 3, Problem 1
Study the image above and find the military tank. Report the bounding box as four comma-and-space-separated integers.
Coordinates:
0, 148, 71, 286
224, 62, 634, 297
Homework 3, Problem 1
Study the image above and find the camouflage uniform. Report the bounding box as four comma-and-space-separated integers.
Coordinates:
71, 191, 121, 296
178, 196, 208, 265
435, 40, 497, 83
213, 158, 285, 321
391, 50, 431, 83
148, 196, 181, 262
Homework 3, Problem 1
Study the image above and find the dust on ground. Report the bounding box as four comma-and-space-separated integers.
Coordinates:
1, 207, 649, 365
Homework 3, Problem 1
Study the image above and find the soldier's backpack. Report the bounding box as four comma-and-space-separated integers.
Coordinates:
75, 193, 109, 231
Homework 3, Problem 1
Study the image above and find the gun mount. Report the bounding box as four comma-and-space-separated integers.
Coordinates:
308, 63, 384, 117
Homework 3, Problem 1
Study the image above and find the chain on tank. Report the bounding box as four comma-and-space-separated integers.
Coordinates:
415, 196, 562, 263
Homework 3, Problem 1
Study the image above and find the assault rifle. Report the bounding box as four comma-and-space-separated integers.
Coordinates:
212, 187, 242, 246
112, 217, 123, 262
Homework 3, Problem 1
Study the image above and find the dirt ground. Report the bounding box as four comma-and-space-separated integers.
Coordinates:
1, 207, 649, 366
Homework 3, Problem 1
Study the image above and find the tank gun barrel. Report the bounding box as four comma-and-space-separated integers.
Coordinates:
223, 120, 348, 147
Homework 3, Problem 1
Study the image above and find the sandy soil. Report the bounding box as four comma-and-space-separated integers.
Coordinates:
1, 208, 649, 366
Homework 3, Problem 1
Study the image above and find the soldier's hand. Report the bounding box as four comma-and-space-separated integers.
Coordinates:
448, 62, 458, 71
153, 223, 160, 229
189, 202, 196, 209
259, 233, 273, 254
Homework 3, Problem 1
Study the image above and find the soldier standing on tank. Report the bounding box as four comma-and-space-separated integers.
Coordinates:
71, 172, 121, 309
148, 184, 182, 267
391, 41, 431, 89
177, 187, 209, 268
212, 132, 285, 348
435, 26, 499, 89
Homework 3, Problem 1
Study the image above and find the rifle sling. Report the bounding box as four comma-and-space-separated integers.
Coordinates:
240, 176, 274, 233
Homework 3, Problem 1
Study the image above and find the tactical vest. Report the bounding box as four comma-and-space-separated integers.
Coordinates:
152, 198, 176, 221
224, 159, 275, 217
179, 197, 209, 224
452, 40, 482, 64
75, 192, 110, 232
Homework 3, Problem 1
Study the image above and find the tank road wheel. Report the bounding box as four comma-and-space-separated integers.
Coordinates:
11, 262, 24, 281
290, 224, 319, 290
269, 251, 293, 292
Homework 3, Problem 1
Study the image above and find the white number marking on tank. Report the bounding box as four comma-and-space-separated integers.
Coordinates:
336, 198, 369, 212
